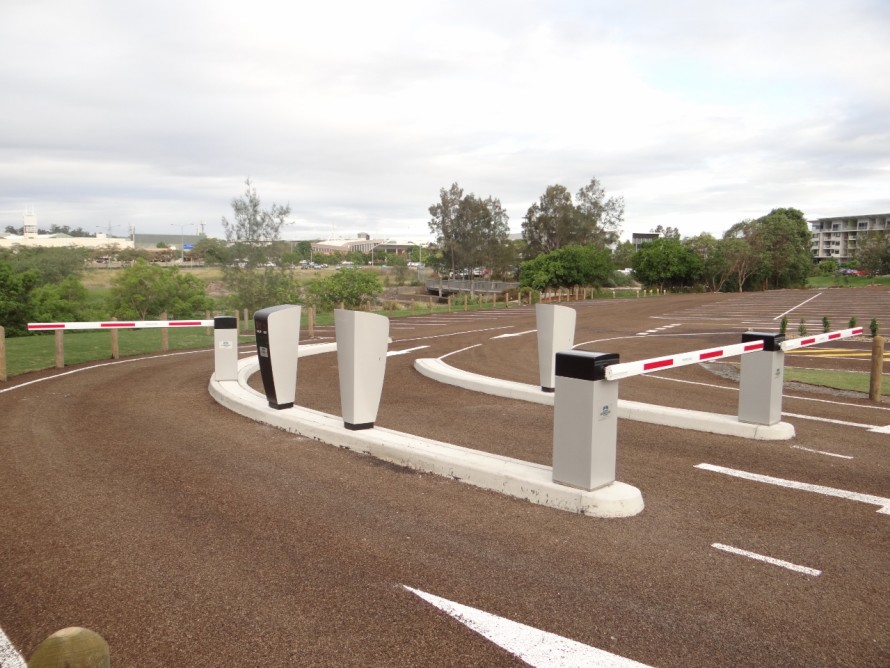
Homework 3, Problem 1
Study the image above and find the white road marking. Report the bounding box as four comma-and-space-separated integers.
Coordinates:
491, 329, 537, 339
395, 325, 513, 344
791, 445, 854, 460
711, 544, 822, 577
403, 586, 652, 668
387, 346, 430, 357
695, 463, 890, 514
440, 344, 482, 360
0, 626, 25, 668
773, 292, 823, 320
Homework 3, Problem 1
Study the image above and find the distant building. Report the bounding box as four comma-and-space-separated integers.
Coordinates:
631, 232, 660, 251
810, 213, 890, 264
0, 210, 134, 251
310, 234, 430, 256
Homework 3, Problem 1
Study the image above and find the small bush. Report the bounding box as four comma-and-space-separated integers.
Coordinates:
780, 316, 788, 336
822, 316, 830, 333
870, 318, 879, 337
849, 316, 857, 329
798, 318, 808, 336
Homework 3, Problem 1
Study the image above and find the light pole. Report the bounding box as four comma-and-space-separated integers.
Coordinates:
171, 223, 193, 264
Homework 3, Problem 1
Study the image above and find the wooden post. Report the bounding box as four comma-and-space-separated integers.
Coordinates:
205, 310, 212, 335
448, 295, 453, 312
110, 318, 119, 359
234, 309, 240, 334
464, 294, 468, 312
0, 325, 6, 382
308, 306, 316, 338
428, 296, 433, 314
243, 308, 249, 332
160, 311, 169, 352
55, 330, 64, 369
870, 335, 885, 402
27, 627, 110, 668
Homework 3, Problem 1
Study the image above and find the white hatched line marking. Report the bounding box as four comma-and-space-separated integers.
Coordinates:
0, 625, 25, 668
404, 586, 652, 667
791, 445, 853, 460
712, 544, 822, 576
695, 463, 890, 514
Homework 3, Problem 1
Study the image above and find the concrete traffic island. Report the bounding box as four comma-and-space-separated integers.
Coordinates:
414, 357, 796, 441
208, 350, 644, 519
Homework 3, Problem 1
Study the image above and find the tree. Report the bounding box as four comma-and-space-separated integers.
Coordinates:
2, 246, 90, 285
631, 237, 702, 291
611, 240, 636, 270
522, 178, 624, 255
0, 262, 39, 336
855, 231, 890, 275
519, 245, 612, 291
30, 275, 96, 323
726, 209, 811, 290
221, 178, 291, 264
304, 269, 382, 311
428, 183, 510, 275
108, 260, 213, 320
221, 180, 296, 313
521, 185, 576, 255
192, 237, 233, 266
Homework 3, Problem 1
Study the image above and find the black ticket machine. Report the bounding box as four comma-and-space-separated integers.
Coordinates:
253, 304, 301, 409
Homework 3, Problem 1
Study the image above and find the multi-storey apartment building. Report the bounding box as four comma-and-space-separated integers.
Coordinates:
810, 213, 889, 264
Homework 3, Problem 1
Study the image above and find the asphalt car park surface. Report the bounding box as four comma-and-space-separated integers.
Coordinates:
0, 288, 888, 666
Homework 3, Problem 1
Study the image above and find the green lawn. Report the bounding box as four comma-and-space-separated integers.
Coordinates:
784, 367, 888, 397
807, 274, 890, 288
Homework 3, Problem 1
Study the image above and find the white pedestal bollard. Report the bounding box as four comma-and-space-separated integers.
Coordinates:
213, 315, 239, 381
253, 304, 301, 409
536, 303, 576, 392
738, 332, 785, 426
335, 309, 390, 430
552, 351, 620, 491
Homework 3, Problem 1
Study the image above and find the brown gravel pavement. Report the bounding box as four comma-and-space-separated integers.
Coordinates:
1, 290, 888, 666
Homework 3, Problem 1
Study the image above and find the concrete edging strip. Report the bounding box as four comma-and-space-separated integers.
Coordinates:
209, 351, 643, 518
413, 357, 795, 441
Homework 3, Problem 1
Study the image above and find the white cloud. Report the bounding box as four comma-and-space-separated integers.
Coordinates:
1, 0, 888, 241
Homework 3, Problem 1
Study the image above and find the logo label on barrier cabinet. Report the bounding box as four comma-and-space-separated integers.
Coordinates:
219, 340, 232, 349
259, 346, 269, 357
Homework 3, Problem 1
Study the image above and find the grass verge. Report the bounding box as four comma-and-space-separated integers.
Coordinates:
784, 367, 889, 397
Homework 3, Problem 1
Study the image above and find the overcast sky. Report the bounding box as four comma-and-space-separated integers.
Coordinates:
2, 0, 888, 243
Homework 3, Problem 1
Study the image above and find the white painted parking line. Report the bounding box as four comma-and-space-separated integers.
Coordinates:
491, 329, 537, 339
791, 445, 854, 460
695, 463, 890, 514
773, 292, 823, 320
387, 346, 430, 357
404, 586, 652, 668
0, 626, 25, 668
712, 544, 822, 577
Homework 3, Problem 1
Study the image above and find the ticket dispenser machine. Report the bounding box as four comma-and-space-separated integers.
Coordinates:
253, 304, 301, 409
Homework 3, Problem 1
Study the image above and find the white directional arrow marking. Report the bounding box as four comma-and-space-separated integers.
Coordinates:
490, 329, 537, 339
386, 346, 430, 357
403, 586, 652, 667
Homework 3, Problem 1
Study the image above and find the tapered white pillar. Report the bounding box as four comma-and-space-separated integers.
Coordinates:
536, 304, 576, 392
335, 310, 390, 430
253, 305, 301, 409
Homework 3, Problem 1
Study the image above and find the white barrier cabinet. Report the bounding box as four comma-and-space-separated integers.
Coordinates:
536, 304, 576, 392
253, 305, 301, 409
335, 310, 390, 430
213, 316, 239, 382
738, 332, 785, 425
552, 350, 621, 491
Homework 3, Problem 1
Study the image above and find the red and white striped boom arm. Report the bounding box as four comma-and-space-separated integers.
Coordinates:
27, 320, 214, 331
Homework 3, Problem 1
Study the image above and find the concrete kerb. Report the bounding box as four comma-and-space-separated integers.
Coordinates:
209, 345, 644, 518
414, 357, 795, 441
